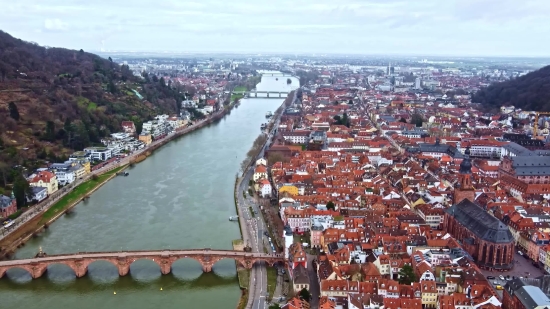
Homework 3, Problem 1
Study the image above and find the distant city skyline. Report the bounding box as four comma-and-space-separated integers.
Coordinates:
1, 0, 549, 57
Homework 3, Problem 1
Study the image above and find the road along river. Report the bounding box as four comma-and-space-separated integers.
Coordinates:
0, 74, 299, 309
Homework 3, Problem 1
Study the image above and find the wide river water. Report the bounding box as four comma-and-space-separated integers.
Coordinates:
0, 73, 299, 308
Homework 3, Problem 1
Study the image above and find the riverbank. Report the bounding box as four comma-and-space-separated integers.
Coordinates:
0, 165, 127, 258
0, 103, 237, 259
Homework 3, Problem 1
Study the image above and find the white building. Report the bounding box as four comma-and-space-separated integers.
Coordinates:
282, 131, 311, 144
83, 147, 113, 161
259, 179, 272, 197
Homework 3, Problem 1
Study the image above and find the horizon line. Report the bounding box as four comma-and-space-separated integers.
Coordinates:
90, 50, 550, 60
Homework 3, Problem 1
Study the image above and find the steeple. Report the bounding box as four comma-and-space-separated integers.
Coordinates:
459, 147, 472, 174
454, 146, 475, 204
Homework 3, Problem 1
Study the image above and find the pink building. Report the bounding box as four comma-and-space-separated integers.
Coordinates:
310, 225, 323, 248
0, 194, 17, 219
527, 231, 550, 263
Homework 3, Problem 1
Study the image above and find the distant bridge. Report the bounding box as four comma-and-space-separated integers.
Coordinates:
259, 72, 293, 77
0, 249, 283, 279
246, 90, 291, 98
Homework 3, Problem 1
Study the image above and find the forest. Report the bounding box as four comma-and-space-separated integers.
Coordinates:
0, 30, 184, 195
472, 65, 550, 112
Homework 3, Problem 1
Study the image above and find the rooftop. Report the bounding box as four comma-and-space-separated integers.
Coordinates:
446, 199, 513, 244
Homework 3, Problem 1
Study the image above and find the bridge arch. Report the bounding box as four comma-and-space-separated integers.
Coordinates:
0, 264, 48, 279
127, 257, 167, 276
0, 266, 34, 279
80, 259, 119, 277
44, 262, 82, 279
172, 255, 214, 273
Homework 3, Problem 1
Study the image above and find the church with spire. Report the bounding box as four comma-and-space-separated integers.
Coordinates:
454, 147, 475, 204
443, 147, 515, 271
0, 192, 17, 219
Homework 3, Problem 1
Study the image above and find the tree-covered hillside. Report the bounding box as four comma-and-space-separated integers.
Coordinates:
0, 30, 185, 189
472, 65, 550, 111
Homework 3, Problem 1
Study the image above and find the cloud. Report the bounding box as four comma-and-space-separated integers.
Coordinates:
0, 0, 546, 56
44, 18, 69, 31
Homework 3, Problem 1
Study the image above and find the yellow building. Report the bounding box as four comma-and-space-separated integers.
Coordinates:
29, 171, 59, 195
421, 281, 438, 308
72, 163, 87, 178
279, 185, 299, 197
80, 160, 91, 174
139, 134, 152, 145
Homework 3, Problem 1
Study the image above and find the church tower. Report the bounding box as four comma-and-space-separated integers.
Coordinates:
454, 147, 475, 204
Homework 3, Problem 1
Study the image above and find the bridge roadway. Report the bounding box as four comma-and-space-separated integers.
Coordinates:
0, 249, 283, 279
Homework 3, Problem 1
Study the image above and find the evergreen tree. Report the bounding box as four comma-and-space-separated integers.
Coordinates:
13, 174, 31, 208
298, 288, 311, 302
108, 79, 117, 94
45, 120, 55, 141
8, 102, 20, 121
342, 112, 350, 127
398, 264, 417, 285
411, 113, 424, 127
326, 201, 335, 210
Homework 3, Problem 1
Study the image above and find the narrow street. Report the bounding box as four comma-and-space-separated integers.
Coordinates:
307, 254, 320, 309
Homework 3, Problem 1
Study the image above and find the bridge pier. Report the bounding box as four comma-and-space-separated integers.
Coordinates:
160, 258, 172, 275
30, 262, 47, 279
73, 262, 88, 278
118, 265, 130, 276
0, 267, 6, 279
202, 265, 213, 272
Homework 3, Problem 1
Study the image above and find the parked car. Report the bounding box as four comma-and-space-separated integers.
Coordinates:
487, 276, 495, 280
499, 275, 505, 280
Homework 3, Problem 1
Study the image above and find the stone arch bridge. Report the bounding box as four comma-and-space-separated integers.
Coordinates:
0, 249, 283, 279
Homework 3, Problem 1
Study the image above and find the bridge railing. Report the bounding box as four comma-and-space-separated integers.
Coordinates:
23, 249, 282, 259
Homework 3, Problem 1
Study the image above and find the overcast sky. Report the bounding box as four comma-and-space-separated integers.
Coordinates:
1, 0, 549, 57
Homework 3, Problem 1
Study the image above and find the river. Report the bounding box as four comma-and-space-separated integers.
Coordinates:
0, 73, 299, 309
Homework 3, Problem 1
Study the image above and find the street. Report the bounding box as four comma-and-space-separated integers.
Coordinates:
238, 91, 293, 309
481, 252, 545, 297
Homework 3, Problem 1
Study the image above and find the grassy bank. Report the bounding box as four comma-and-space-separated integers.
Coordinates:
234, 177, 243, 238
231, 86, 247, 101
40, 166, 126, 224
238, 268, 251, 289
267, 266, 277, 301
